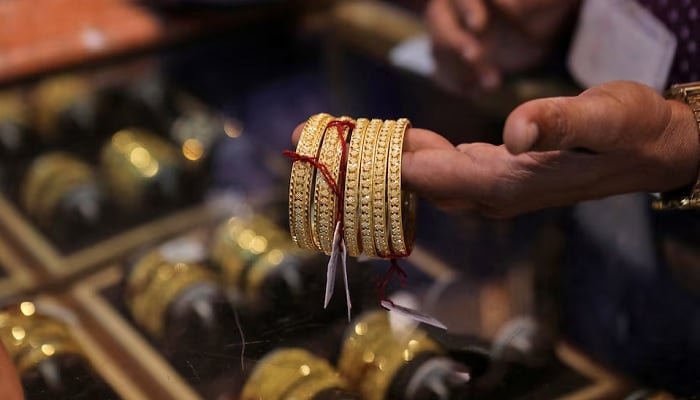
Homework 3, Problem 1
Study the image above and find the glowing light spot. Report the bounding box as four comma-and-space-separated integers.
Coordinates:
20, 302, 35, 317
41, 344, 55, 356
237, 229, 255, 249
182, 139, 204, 161
362, 351, 375, 363
299, 364, 311, 376
129, 147, 152, 169
112, 130, 134, 148
403, 349, 413, 361
11, 326, 25, 341
407, 339, 419, 350
354, 322, 367, 335
267, 250, 284, 265
249, 236, 268, 255
224, 120, 242, 138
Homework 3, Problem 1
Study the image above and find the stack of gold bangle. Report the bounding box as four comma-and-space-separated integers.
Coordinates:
125, 250, 217, 339
0, 302, 84, 375
21, 152, 98, 229
241, 348, 358, 400
289, 114, 416, 258
211, 215, 315, 303
100, 128, 182, 211
337, 310, 442, 400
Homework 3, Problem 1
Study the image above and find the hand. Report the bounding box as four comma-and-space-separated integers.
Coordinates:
426, 0, 579, 92
0, 343, 22, 400
401, 81, 700, 217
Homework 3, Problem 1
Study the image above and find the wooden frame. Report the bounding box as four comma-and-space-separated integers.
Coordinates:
72, 267, 201, 400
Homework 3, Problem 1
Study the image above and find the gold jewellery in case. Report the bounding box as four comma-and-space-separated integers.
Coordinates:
241, 348, 360, 400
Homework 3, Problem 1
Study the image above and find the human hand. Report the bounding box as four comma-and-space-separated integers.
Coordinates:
401, 81, 700, 217
426, 0, 579, 92
0, 342, 22, 400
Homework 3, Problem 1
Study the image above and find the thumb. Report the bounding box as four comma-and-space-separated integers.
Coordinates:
503, 82, 667, 154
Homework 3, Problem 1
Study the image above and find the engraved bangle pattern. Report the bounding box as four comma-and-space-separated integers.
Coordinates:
289, 113, 332, 250
314, 117, 353, 255
387, 118, 414, 256
343, 118, 369, 257
358, 119, 383, 258
371, 120, 395, 258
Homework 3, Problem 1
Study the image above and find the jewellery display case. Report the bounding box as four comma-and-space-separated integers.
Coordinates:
0, 1, 687, 399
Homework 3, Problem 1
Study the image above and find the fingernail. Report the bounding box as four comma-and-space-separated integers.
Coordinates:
522, 123, 539, 152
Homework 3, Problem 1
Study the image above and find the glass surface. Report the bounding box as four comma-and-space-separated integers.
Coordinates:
0, 3, 695, 400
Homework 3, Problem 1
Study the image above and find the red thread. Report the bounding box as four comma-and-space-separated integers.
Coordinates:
376, 258, 408, 303
282, 150, 341, 199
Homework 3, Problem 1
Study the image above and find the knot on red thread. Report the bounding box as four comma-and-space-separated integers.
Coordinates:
376, 258, 408, 305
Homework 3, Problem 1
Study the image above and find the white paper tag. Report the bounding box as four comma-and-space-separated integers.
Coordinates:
568, 0, 677, 91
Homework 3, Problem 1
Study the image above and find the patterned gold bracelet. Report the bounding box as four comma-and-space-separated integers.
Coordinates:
314, 117, 354, 255
358, 119, 384, 258
343, 118, 370, 257
387, 118, 416, 256
289, 113, 333, 250
371, 120, 395, 258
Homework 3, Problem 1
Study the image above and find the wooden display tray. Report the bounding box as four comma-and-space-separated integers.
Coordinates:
73, 266, 203, 400
21, 297, 152, 400
0, 197, 226, 280
71, 254, 634, 400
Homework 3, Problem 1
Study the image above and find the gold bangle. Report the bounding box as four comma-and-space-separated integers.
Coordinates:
33, 75, 92, 140
241, 348, 348, 400
314, 117, 354, 255
34, 162, 95, 228
100, 128, 181, 211
359, 119, 383, 258
16, 339, 82, 374
372, 120, 395, 258
387, 118, 415, 256
136, 262, 216, 338
211, 216, 286, 288
289, 114, 333, 250
22, 153, 77, 218
125, 251, 169, 307
343, 118, 370, 257
337, 310, 442, 400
